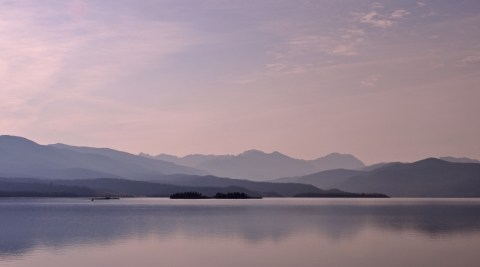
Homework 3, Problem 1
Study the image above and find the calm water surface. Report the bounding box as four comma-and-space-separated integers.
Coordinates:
1, 198, 480, 267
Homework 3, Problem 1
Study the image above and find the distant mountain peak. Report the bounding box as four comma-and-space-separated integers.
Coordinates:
0, 135, 38, 145
270, 151, 290, 158
237, 150, 296, 161
325, 152, 342, 156
239, 149, 266, 156
321, 153, 359, 160
139, 149, 366, 181
52, 143, 119, 155
157, 153, 179, 158
439, 156, 480, 164
413, 157, 448, 165
308, 153, 365, 171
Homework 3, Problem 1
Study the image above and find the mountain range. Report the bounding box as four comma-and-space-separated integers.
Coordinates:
1, 135, 480, 197
274, 158, 480, 197
0, 135, 205, 179
0, 135, 369, 197
142, 150, 365, 181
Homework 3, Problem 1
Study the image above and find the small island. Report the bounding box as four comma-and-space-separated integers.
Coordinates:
169, 191, 210, 199
170, 191, 261, 199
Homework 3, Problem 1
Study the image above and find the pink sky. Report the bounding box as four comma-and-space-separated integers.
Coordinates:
1, 0, 479, 164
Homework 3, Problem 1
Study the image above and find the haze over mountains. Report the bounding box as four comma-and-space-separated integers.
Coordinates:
141, 150, 365, 181
0, 135, 368, 197
341, 159, 480, 197
0, 135, 205, 180
1, 135, 480, 197
276, 158, 480, 197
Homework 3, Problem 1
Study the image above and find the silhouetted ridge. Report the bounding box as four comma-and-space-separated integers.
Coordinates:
308, 153, 365, 171
273, 169, 366, 189
412, 157, 449, 166
339, 159, 480, 197
0, 135, 38, 145
0, 135, 40, 150
239, 149, 266, 157
0, 135, 206, 180
274, 158, 480, 197
144, 150, 365, 181
439, 156, 480, 164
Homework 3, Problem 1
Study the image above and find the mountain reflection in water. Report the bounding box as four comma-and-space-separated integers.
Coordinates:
1, 198, 480, 267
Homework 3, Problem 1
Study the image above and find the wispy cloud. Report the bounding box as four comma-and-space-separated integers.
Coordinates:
391, 9, 410, 19
263, 26, 367, 75
0, 1, 199, 133
262, 34, 327, 74
361, 74, 381, 87
265, 63, 310, 74
2, 0, 480, 162
417, 1, 427, 8
353, 11, 394, 28
456, 53, 480, 67
353, 8, 410, 29
331, 28, 366, 56
370, 3, 385, 10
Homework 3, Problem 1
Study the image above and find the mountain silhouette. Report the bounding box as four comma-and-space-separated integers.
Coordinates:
439, 156, 480, 164
144, 150, 365, 181
274, 169, 366, 189
1, 136, 371, 197
279, 158, 480, 197
3, 135, 479, 197
307, 153, 365, 171
0, 135, 205, 179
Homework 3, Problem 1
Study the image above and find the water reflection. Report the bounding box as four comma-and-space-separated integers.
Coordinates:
1, 198, 480, 258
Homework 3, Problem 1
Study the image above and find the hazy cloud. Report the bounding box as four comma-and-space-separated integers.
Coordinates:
456, 53, 480, 67
417, 1, 427, 8
265, 63, 309, 74
391, 9, 410, 19
371, 3, 385, 10
331, 28, 366, 56
354, 11, 393, 28
353, 8, 409, 28
265, 26, 366, 74
361, 74, 381, 87
0, 1, 199, 133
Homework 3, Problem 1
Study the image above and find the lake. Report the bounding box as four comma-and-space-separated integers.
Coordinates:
1, 198, 480, 267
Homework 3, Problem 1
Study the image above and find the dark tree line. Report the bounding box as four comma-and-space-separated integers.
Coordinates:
214, 192, 251, 199
169, 191, 209, 199
170, 191, 257, 199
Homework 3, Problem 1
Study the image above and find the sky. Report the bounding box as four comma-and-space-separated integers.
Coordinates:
1, 0, 480, 164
